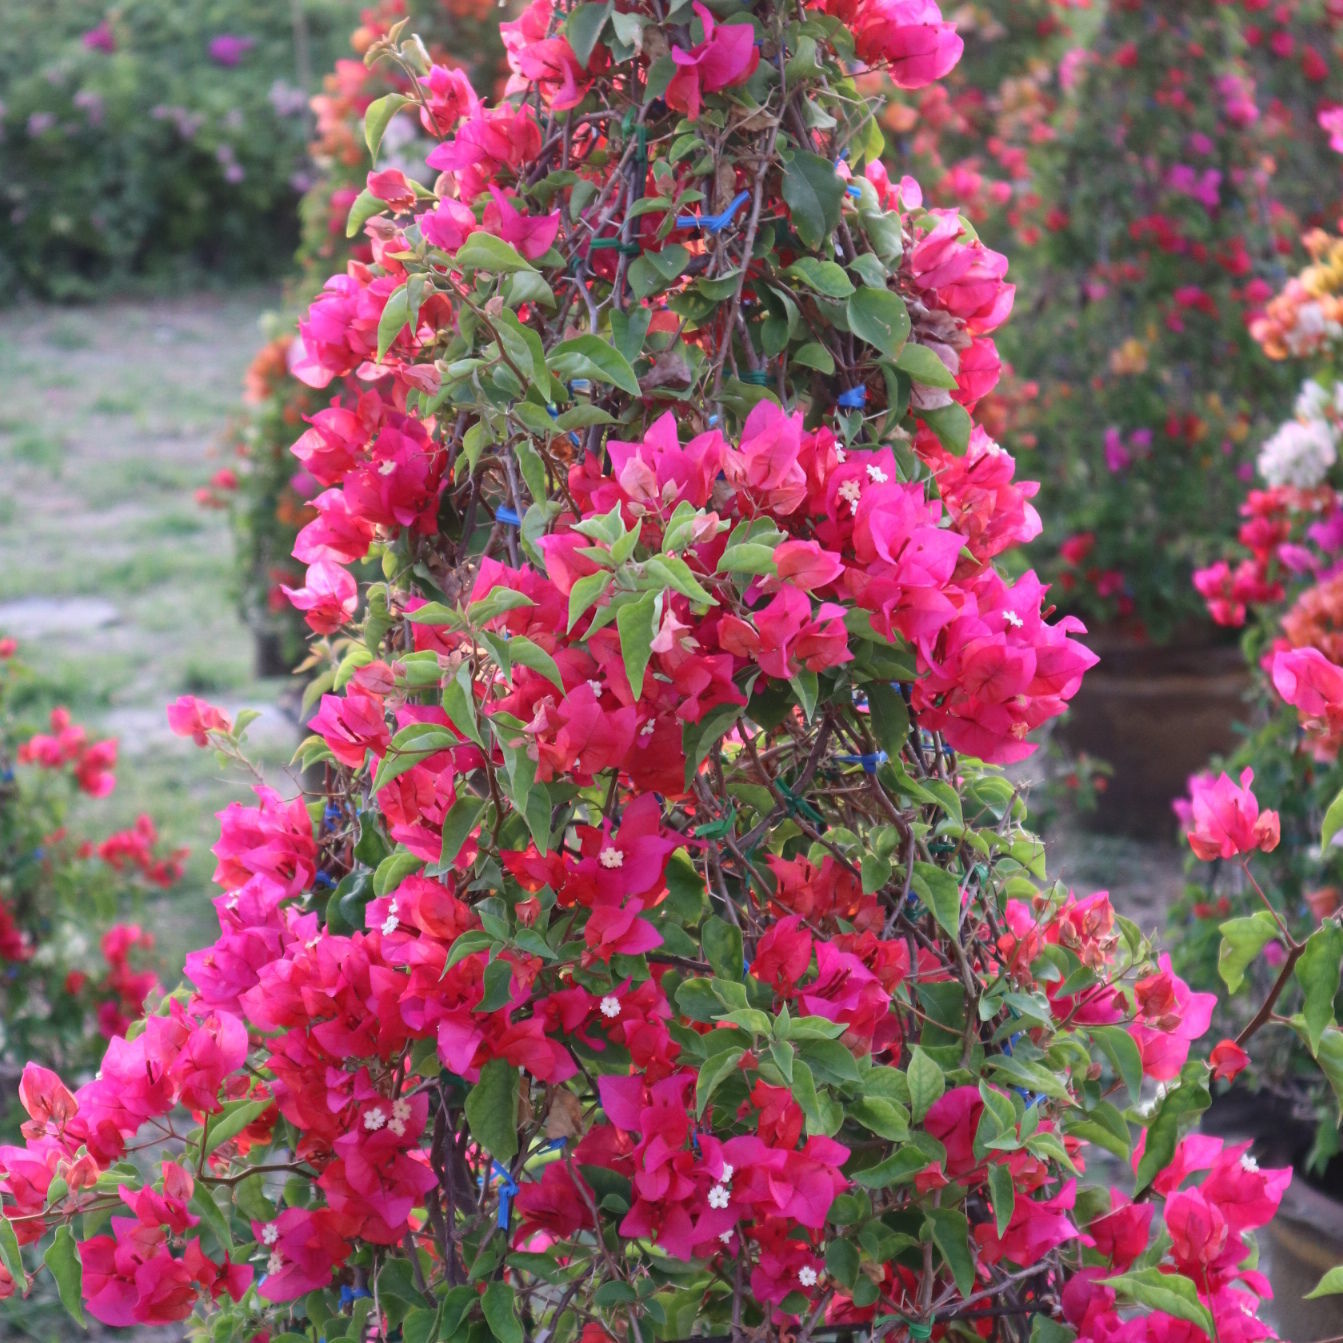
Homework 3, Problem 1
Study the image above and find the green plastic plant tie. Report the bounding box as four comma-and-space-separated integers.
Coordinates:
588, 238, 641, 256
695, 804, 737, 840
905, 1322, 933, 1341
740, 369, 770, 386
777, 780, 824, 825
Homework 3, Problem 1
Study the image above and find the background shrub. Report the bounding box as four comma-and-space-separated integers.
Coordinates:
0, 0, 361, 298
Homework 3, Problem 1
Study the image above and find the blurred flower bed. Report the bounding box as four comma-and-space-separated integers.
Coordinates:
0, 0, 363, 298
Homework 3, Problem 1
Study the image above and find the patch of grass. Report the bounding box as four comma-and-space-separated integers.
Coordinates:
89, 390, 140, 416
5, 428, 64, 473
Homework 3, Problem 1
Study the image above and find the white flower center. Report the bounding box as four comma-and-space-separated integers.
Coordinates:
599, 846, 624, 869
720, 1163, 734, 1182
261, 1223, 279, 1246
798, 1266, 819, 1288
381, 900, 399, 936
266, 1250, 284, 1274
838, 479, 863, 511
1240, 1153, 1259, 1173
363, 1106, 387, 1132
707, 1184, 730, 1209
600, 995, 621, 1019
1004, 610, 1024, 629
587, 679, 603, 697
865, 463, 888, 484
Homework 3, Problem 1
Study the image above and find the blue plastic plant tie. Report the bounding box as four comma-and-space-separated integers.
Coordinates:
0, 769, 13, 783
339, 1285, 372, 1310
543, 1137, 568, 1151
545, 402, 583, 448
568, 379, 591, 393
837, 386, 867, 409
707, 414, 720, 427
676, 190, 750, 233
836, 750, 887, 774
492, 1161, 519, 1229
314, 871, 335, 891
495, 506, 522, 527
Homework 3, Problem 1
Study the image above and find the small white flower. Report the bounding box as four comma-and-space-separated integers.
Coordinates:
225, 891, 240, 911
707, 1184, 731, 1209
1240, 1153, 1260, 1173
718, 1229, 734, 1244
1257, 410, 1337, 488
393, 1098, 411, 1123
587, 679, 603, 697
834, 446, 847, 464
600, 995, 621, 1019
865, 463, 888, 484
599, 846, 624, 869
266, 1250, 284, 1275
377, 458, 398, 476
798, 1266, 819, 1288
1004, 610, 1024, 629
381, 900, 399, 936
389, 1117, 406, 1137
720, 1163, 734, 1183
639, 720, 656, 738
260, 1223, 279, 1247
363, 1106, 387, 1132
838, 478, 863, 512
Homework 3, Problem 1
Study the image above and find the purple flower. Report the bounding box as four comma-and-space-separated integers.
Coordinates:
82, 21, 116, 54
208, 34, 255, 67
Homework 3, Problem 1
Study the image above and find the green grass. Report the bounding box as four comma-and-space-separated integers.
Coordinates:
0, 285, 298, 985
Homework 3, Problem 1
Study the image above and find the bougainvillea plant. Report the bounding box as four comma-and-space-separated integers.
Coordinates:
1177, 228, 1343, 1171
3, 2, 1343, 1340
0, 643, 177, 1126
208, 0, 508, 676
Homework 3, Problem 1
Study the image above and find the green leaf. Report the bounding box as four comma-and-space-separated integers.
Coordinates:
925, 1207, 975, 1297
402, 1307, 440, 1343
921, 401, 972, 455
567, 571, 612, 631
376, 281, 422, 362
465, 1059, 520, 1163
792, 341, 835, 373
440, 794, 487, 868
204, 1098, 272, 1156
895, 342, 957, 388
365, 92, 410, 159
1135, 1066, 1211, 1192
907, 1045, 945, 1122
784, 257, 854, 298
1305, 1265, 1343, 1299
454, 232, 538, 274
346, 187, 386, 239
1217, 911, 1279, 994
1100, 1270, 1213, 1336
373, 723, 459, 792
850, 1096, 910, 1141
987, 1162, 1015, 1237
482, 1280, 524, 1343
781, 150, 846, 249
697, 1047, 745, 1116
847, 287, 911, 359
1092, 1024, 1144, 1102
549, 335, 640, 396
1297, 922, 1343, 1055
506, 636, 564, 692
44, 1225, 83, 1326
702, 915, 744, 983
565, 1, 612, 64
617, 591, 660, 699
1323, 786, 1343, 847
911, 862, 962, 936
0, 1217, 23, 1289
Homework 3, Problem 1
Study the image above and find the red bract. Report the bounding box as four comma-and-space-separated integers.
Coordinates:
1182, 768, 1282, 861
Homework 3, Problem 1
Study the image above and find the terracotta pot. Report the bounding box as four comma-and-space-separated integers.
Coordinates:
1058, 629, 1250, 836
